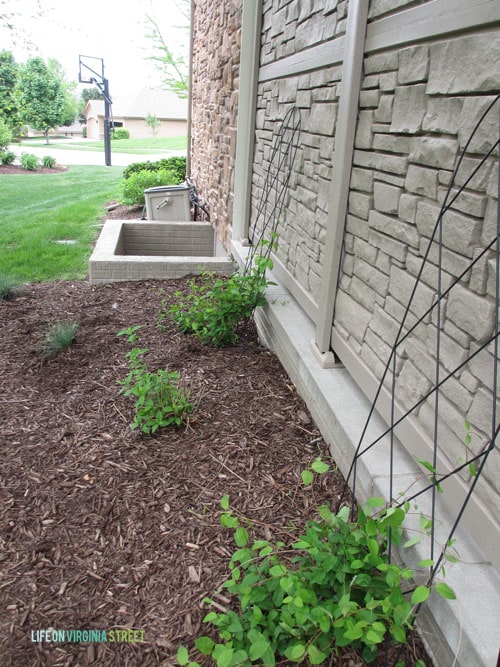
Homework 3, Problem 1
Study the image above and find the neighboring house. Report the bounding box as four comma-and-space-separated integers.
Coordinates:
83, 86, 188, 140
189, 1, 500, 666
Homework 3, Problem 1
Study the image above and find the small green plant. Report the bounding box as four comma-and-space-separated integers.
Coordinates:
178, 461, 455, 667
1, 150, 16, 165
41, 155, 56, 168
0, 274, 20, 300
117, 325, 194, 434
42, 319, 79, 358
160, 237, 277, 347
112, 128, 130, 140
120, 168, 178, 205
20, 153, 40, 171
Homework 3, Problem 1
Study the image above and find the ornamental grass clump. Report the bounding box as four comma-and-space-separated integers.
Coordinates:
42, 319, 79, 359
0, 274, 20, 300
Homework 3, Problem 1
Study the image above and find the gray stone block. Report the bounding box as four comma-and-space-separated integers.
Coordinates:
427, 32, 500, 94
409, 137, 458, 170
374, 181, 401, 215
369, 210, 419, 248
447, 284, 495, 342
390, 84, 427, 133
398, 45, 429, 84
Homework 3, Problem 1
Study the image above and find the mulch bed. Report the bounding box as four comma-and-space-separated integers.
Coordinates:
0, 280, 431, 665
0, 164, 69, 175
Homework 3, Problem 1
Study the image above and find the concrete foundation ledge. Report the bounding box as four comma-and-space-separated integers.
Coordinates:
231, 241, 500, 667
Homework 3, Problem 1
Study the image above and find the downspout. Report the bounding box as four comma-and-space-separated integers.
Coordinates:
231, 0, 263, 246
313, 0, 369, 361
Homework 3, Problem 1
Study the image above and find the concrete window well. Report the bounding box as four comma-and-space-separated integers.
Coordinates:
89, 220, 234, 285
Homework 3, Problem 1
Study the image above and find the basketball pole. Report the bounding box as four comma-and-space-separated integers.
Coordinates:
78, 55, 112, 167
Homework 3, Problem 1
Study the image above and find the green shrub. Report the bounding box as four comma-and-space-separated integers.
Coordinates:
122, 156, 186, 182
0, 119, 12, 152
42, 320, 79, 358
41, 155, 56, 168
179, 463, 455, 667
0, 274, 20, 300
1, 150, 16, 165
20, 153, 40, 171
160, 237, 277, 347
117, 325, 194, 433
112, 128, 130, 140
120, 167, 178, 205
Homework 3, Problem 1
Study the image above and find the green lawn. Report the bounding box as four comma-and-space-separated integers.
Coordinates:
20, 136, 188, 154
0, 165, 124, 283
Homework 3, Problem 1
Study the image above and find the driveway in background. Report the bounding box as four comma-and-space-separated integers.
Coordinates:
10, 142, 185, 167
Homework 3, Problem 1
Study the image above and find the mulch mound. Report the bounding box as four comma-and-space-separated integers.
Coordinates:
0, 279, 430, 666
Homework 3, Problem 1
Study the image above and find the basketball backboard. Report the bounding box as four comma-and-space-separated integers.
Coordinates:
78, 55, 104, 84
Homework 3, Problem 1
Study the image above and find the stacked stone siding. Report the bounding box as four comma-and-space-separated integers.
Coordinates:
337, 32, 500, 518
190, 0, 242, 249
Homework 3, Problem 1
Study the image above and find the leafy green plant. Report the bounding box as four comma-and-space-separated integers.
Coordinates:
122, 156, 186, 181
41, 155, 56, 168
1, 150, 16, 165
179, 462, 455, 667
120, 167, 179, 205
112, 128, 130, 140
20, 152, 40, 170
117, 325, 194, 434
0, 274, 20, 300
160, 237, 277, 347
42, 319, 79, 358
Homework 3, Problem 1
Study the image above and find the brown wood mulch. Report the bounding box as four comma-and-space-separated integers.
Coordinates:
0, 164, 69, 175
0, 278, 431, 667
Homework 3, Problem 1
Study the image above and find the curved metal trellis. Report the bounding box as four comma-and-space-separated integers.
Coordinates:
243, 106, 301, 274
337, 93, 500, 654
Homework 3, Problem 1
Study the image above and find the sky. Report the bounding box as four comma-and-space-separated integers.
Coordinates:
0, 0, 189, 97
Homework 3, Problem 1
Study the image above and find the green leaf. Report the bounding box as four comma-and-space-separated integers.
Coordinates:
403, 536, 421, 548
365, 496, 386, 508
418, 559, 434, 567
284, 643, 306, 661
269, 564, 287, 577
411, 585, 430, 605
435, 582, 456, 600
390, 624, 407, 643
195, 636, 215, 655
220, 495, 230, 510
234, 527, 249, 547
177, 646, 189, 665
415, 457, 436, 473
249, 637, 271, 661
307, 643, 328, 665
310, 458, 329, 474
216, 646, 234, 667
301, 469, 313, 486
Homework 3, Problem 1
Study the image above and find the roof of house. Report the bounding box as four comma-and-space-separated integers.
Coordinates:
84, 87, 188, 121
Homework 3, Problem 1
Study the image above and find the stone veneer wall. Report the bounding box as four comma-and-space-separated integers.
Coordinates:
190, 0, 242, 250
244, 0, 500, 565
251, 1, 347, 308
336, 31, 500, 527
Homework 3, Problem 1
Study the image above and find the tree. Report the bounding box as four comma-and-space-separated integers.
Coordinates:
14, 56, 65, 143
144, 0, 190, 99
0, 50, 19, 127
145, 112, 161, 137
48, 58, 78, 128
